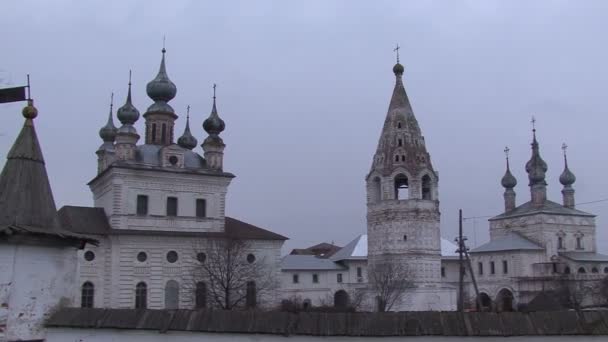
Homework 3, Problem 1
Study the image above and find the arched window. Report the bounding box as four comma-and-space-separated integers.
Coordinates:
421, 174, 432, 200
165, 280, 179, 309
246, 281, 257, 308
557, 236, 564, 249
564, 267, 571, 274
81, 282, 94, 308
370, 177, 381, 203
135, 282, 147, 309
161, 123, 167, 144
195, 282, 207, 309
394, 174, 409, 200
592, 267, 599, 273
578, 267, 586, 274
152, 123, 157, 143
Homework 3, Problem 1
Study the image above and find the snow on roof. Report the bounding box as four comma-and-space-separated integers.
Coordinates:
441, 238, 459, 258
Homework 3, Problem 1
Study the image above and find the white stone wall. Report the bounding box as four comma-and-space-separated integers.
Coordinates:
77, 236, 283, 310
89, 167, 232, 233
0, 242, 79, 341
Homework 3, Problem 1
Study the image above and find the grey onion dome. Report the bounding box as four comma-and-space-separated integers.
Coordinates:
117, 79, 140, 125
501, 163, 517, 189
177, 115, 198, 150
146, 48, 177, 103
393, 62, 404, 75
99, 99, 117, 142
203, 96, 225, 135
559, 155, 576, 186
525, 131, 548, 185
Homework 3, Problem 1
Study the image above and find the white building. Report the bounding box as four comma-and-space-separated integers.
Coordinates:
56, 48, 287, 311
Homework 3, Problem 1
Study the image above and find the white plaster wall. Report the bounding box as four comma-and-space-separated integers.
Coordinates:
0, 243, 78, 341
47, 328, 607, 342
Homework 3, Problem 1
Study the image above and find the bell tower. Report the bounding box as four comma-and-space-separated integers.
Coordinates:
366, 54, 442, 308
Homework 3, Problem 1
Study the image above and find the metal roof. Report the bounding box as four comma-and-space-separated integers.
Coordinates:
490, 200, 594, 221
331, 234, 367, 261
470, 232, 544, 253
559, 252, 608, 262
281, 255, 347, 271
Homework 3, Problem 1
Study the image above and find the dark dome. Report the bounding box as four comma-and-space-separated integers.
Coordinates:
203, 100, 225, 135
559, 166, 576, 186
177, 118, 198, 150
146, 49, 177, 103
393, 63, 404, 75
501, 169, 517, 189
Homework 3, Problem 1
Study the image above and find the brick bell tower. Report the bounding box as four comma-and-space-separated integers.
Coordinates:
366, 53, 442, 308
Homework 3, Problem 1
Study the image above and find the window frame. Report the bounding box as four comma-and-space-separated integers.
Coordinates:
337, 273, 343, 283
292, 274, 299, 284
312, 274, 319, 283
502, 260, 508, 274
81, 281, 94, 308
136, 195, 148, 216
166, 196, 178, 217
196, 199, 207, 218
135, 282, 147, 309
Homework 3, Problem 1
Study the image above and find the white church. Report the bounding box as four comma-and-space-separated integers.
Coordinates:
1, 49, 607, 341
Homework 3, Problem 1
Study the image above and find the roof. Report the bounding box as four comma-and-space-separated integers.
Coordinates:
331, 234, 367, 261
441, 238, 459, 259
0, 111, 92, 245
490, 200, 594, 221
559, 252, 608, 262
290, 242, 342, 257
57, 206, 287, 241
470, 232, 544, 253
281, 255, 347, 271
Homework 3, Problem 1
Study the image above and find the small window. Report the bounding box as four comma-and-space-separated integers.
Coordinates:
137, 252, 147, 262
337, 273, 343, 283
565, 266, 571, 274
421, 175, 432, 200
152, 123, 157, 143
197, 252, 207, 263
401, 155, 405, 162
403, 235, 407, 241
293, 274, 299, 284
558, 236, 564, 249
312, 274, 319, 283
167, 197, 178, 216
81, 282, 94, 308
552, 263, 558, 274
357, 267, 362, 278
478, 262, 484, 275
576, 237, 583, 249
502, 260, 508, 274
168, 155, 178, 165
84, 250, 95, 262
195, 282, 207, 308
136, 195, 148, 215
441, 267, 446, 278
397, 122, 402, 129
395, 155, 399, 162
166, 251, 178, 263
247, 254, 256, 264
196, 199, 207, 218
246, 281, 257, 308
398, 138, 403, 147
161, 123, 167, 144
490, 261, 495, 275
578, 267, 586, 274
592, 267, 599, 273
135, 282, 147, 309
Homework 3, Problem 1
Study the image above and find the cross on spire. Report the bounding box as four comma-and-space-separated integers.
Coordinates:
504, 146, 510, 159
162, 35, 166, 53
562, 142, 568, 156
110, 92, 114, 111
393, 44, 400, 63
531, 116, 536, 131
213, 83, 217, 99
186, 104, 190, 119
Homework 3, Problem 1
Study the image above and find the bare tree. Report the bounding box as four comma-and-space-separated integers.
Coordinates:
369, 262, 412, 312
189, 238, 277, 310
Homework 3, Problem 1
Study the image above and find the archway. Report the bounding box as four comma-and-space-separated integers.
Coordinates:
477, 293, 492, 312
421, 174, 432, 200
496, 289, 514, 312
394, 174, 409, 200
334, 290, 349, 309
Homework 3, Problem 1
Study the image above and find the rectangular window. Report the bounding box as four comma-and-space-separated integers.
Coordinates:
502, 260, 508, 274
292, 274, 299, 284
167, 197, 178, 216
312, 274, 318, 283
196, 199, 207, 218
490, 261, 495, 275
357, 267, 362, 277
478, 262, 483, 275
558, 237, 564, 249
576, 237, 583, 249
337, 273, 343, 283
441, 267, 446, 278
136, 195, 148, 215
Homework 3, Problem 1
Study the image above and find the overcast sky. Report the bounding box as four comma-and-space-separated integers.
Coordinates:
1, 1, 607, 254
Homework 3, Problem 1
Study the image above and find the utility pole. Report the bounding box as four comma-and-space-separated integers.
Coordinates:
457, 209, 464, 312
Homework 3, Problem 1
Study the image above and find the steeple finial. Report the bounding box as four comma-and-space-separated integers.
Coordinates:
162, 35, 166, 54
394, 44, 400, 63
560, 142, 576, 187
203, 83, 225, 136
99, 92, 118, 143
117, 70, 140, 126
392, 44, 404, 75
525, 118, 547, 186
146, 45, 176, 104
177, 104, 197, 150
501, 146, 517, 189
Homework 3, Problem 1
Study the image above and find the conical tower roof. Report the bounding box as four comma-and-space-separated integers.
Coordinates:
0, 100, 60, 230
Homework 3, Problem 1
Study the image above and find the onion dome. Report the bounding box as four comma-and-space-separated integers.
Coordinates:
525, 129, 548, 186
117, 73, 140, 125
146, 48, 177, 103
393, 62, 404, 75
559, 144, 576, 186
501, 152, 517, 189
99, 93, 118, 142
203, 85, 225, 135
177, 106, 198, 150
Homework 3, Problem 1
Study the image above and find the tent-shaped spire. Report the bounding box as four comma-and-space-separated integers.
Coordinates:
0, 100, 60, 230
